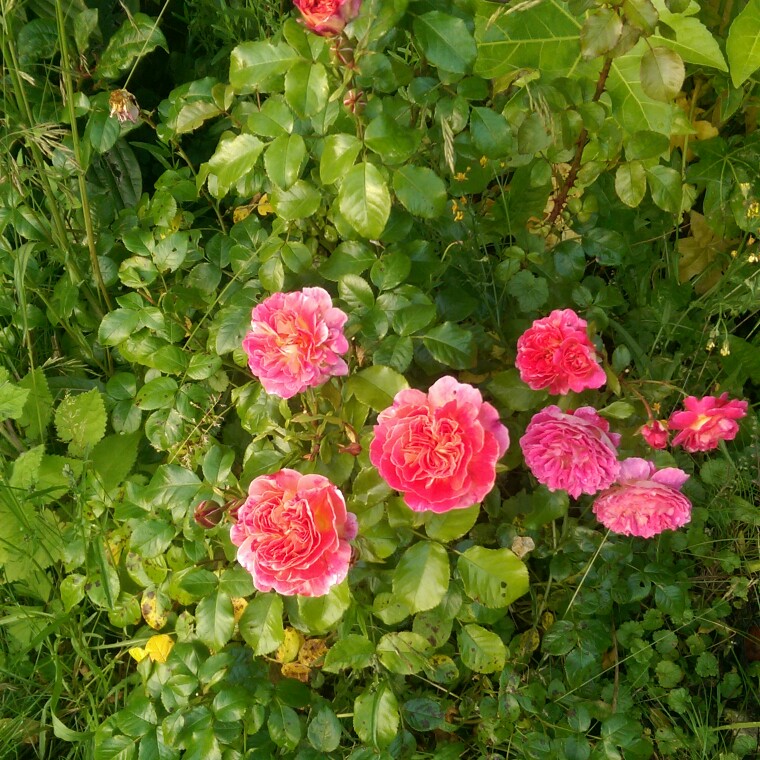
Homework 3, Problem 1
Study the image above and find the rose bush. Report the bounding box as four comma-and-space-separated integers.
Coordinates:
242, 287, 349, 399
293, 0, 361, 36
668, 393, 748, 452
370, 376, 509, 513
520, 406, 620, 498
592, 458, 692, 538
230, 469, 357, 597
515, 309, 606, 395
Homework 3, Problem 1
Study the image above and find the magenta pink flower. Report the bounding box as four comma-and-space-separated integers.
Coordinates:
640, 420, 669, 450
520, 406, 620, 498
369, 376, 509, 513
242, 287, 349, 399
592, 458, 691, 538
668, 393, 748, 452
293, 0, 361, 35
231, 469, 357, 597
515, 309, 606, 395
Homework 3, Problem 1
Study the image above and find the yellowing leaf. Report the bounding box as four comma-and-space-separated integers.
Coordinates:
281, 662, 311, 683
298, 638, 329, 667
129, 647, 148, 663
144, 634, 174, 663
678, 211, 733, 292
276, 627, 304, 664
141, 588, 170, 630
231, 597, 248, 624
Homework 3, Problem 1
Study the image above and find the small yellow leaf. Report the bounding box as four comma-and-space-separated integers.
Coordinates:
256, 193, 274, 216
275, 627, 304, 664
129, 647, 148, 663
141, 588, 169, 631
231, 597, 248, 624
144, 634, 174, 663
298, 638, 328, 667
232, 206, 251, 224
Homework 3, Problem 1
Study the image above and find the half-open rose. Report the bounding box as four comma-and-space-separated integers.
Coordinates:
293, 0, 361, 36
231, 470, 357, 597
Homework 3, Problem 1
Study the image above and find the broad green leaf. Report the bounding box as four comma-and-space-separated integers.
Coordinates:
413, 11, 476, 74
92, 432, 140, 491
203, 133, 264, 199
458, 623, 506, 674
354, 684, 399, 749
403, 698, 445, 732
196, 592, 235, 651
615, 161, 647, 207
239, 593, 284, 655
0, 368, 30, 421
319, 241, 376, 280
269, 703, 301, 750
580, 8, 622, 60
607, 42, 676, 134
365, 115, 419, 165
726, 0, 760, 87
458, 546, 529, 608
393, 541, 449, 613
135, 377, 178, 410
424, 504, 479, 541
18, 368, 52, 438
229, 41, 302, 93
320, 134, 362, 185
129, 520, 175, 558
94, 734, 137, 760
650, 0, 727, 71
291, 581, 351, 634
54, 389, 106, 456
376, 631, 429, 675
85, 110, 120, 154
392, 166, 447, 219
264, 134, 306, 189
640, 46, 685, 102
96, 13, 167, 80
647, 165, 683, 213
307, 706, 341, 752
338, 162, 391, 239
323, 635, 376, 672
422, 322, 475, 369
470, 107, 513, 159
345, 365, 409, 411
506, 270, 549, 312
9, 444, 43, 490
270, 180, 321, 220
474, 0, 582, 80
99, 309, 140, 346
284, 61, 329, 118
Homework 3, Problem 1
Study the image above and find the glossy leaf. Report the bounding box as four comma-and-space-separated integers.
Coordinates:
338, 162, 391, 239
458, 546, 529, 608
393, 541, 449, 613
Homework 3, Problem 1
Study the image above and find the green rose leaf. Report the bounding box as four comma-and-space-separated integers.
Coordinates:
284, 61, 329, 118
196, 591, 235, 652
354, 683, 399, 749
422, 322, 475, 369
413, 11, 476, 74
345, 365, 409, 411
320, 134, 362, 185
393, 541, 450, 613
239, 592, 285, 655
307, 706, 341, 752
290, 581, 351, 634
264, 133, 306, 189
458, 623, 506, 674
392, 166, 447, 219
270, 180, 321, 220
640, 46, 685, 102
424, 504, 480, 541
338, 162, 391, 240
229, 41, 301, 93
323, 634, 376, 672
458, 546, 529, 608
615, 161, 647, 207
376, 631, 430, 675
96, 13, 168, 80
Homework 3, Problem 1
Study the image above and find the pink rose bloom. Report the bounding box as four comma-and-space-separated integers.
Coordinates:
592, 458, 692, 538
293, 0, 361, 35
640, 420, 669, 450
668, 393, 748, 452
369, 376, 509, 513
515, 309, 606, 395
231, 469, 358, 597
520, 406, 620, 498
242, 287, 349, 399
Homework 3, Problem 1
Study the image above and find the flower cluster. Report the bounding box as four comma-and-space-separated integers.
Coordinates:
515, 309, 606, 395
293, 0, 361, 36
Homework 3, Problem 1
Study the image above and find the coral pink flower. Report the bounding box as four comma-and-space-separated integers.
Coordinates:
668, 393, 748, 452
592, 458, 692, 538
515, 309, 606, 395
369, 376, 509, 513
293, 0, 361, 35
520, 406, 620, 498
243, 287, 349, 399
231, 469, 357, 597
640, 419, 669, 450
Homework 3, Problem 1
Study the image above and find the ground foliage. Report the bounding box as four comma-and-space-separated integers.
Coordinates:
1, 0, 759, 758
